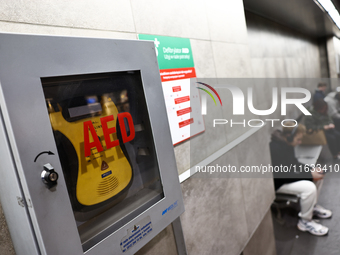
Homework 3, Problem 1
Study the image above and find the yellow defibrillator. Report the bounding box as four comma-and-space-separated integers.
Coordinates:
49, 95, 133, 208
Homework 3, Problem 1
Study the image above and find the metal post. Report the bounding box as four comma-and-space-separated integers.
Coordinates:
171, 217, 187, 255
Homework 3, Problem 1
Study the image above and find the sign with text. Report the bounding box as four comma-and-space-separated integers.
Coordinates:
138, 34, 205, 145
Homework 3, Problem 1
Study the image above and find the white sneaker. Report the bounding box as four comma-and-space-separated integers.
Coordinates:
313, 204, 332, 219
297, 219, 329, 236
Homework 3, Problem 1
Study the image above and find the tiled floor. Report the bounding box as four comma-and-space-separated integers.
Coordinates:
272, 159, 340, 255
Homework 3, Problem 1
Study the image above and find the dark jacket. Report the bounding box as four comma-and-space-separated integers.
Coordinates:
269, 130, 313, 190
313, 90, 325, 102
304, 109, 333, 131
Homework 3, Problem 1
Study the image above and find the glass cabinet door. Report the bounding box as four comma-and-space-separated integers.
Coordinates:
41, 71, 164, 251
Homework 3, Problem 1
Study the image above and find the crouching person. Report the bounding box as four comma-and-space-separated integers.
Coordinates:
270, 122, 332, 236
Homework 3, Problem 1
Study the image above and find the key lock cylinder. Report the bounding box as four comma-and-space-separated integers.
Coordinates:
41, 163, 59, 188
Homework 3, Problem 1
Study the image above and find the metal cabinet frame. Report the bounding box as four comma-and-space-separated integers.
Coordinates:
0, 33, 184, 255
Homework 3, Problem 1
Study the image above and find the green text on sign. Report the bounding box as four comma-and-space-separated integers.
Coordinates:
138, 34, 194, 70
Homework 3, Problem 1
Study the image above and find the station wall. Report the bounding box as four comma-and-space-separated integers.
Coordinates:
0, 1, 326, 255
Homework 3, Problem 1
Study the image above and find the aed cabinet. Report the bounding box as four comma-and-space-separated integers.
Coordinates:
0, 33, 184, 255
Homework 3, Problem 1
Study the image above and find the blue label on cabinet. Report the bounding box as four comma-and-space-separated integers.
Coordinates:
162, 200, 178, 216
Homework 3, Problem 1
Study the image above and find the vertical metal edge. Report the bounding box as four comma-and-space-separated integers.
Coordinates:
0, 83, 44, 254
171, 217, 187, 255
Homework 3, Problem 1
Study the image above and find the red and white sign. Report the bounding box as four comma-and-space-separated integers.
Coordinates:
160, 67, 196, 82
162, 76, 205, 145
179, 118, 194, 128
174, 96, 190, 105
172, 86, 181, 92
177, 107, 191, 116
138, 34, 205, 145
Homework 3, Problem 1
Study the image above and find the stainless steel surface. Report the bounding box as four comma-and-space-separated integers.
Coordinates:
0, 33, 184, 255
243, 0, 340, 38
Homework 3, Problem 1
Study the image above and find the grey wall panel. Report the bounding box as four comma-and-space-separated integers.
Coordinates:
246, 11, 322, 79
243, 209, 277, 255
0, 204, 15, 255
0, 0, 136, 32
135, 225, 178, 255
237, 127, 275, 236
180, 127, 276, 255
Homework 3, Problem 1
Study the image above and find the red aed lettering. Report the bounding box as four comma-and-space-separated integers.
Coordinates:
84, 120, 104, 157
100, 115, 119, 149
118, 112, 135, 143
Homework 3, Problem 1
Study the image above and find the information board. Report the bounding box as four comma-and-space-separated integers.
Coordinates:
138, 34, 205, 145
